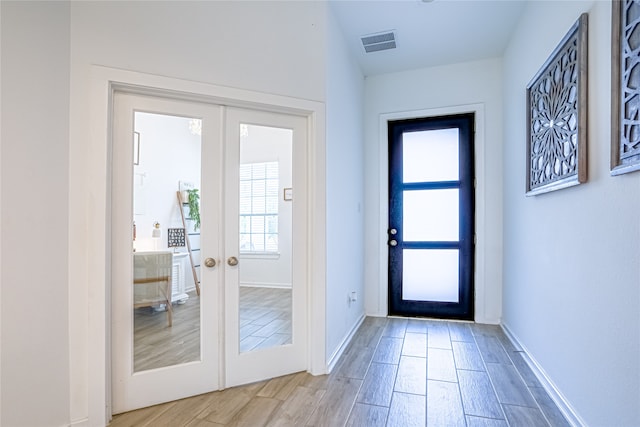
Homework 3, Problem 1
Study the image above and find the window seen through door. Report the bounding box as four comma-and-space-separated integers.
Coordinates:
239, 161, 279, 253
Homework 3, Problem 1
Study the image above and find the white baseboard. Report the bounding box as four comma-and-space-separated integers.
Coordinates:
326, 314, 366, 373
239, 281, 292, 289
475, 316, 501, 325
68, 418, 89, 427
501, 323, 586, 427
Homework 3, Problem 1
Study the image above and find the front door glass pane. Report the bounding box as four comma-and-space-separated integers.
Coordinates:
403, 189, 459, 242
402, 249, 459, 303
403, 128, 459, 183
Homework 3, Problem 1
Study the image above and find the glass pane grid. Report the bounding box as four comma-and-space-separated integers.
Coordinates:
239, 161, 279, 253
239, 166, 251, 180
251, 164, 266, 179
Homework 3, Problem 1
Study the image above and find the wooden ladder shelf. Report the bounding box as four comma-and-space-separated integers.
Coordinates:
177, 191, 201, 297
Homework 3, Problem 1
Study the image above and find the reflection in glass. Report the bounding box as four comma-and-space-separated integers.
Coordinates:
403, 249, 459, 302
132, 112, 202, 372
239, 124, 293, 353
403, 189, 459, 241
403, 128, 459, 183
240, 162, 279, 252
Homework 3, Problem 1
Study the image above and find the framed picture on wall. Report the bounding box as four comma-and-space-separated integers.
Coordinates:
611, 0, 640, 175
525, 13, 588, 196
167, 227, 186, 249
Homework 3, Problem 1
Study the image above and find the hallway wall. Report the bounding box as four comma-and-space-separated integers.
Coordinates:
0, 2, 71, 426
325, 6, 366, 365
502, 1, 640, 425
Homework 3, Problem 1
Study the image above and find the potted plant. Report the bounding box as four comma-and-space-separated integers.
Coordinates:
186, 189, 200, 231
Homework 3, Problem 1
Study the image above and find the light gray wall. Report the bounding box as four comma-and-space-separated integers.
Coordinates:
502, 1, 640, 425
363, 58, 505, 324
69, 2, 329, 424
0, 2, 71, 426
325, 7, 366, 363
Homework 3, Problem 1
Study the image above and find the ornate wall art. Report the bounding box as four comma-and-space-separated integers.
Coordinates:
526, 14, 588, 196
611, 0, 640, 175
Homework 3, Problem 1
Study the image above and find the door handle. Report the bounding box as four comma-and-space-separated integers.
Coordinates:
204, 257, 216, 268
227, 256, 239, 266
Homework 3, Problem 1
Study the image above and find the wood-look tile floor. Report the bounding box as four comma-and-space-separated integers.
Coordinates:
134, 291, 200, 372
239, 287, 292, 352
134, 287, 292, 371
112, 317, 570, 427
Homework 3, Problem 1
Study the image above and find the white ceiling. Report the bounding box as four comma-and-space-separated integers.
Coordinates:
329, 0, 527, 76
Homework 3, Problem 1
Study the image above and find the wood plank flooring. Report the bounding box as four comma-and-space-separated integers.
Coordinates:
134, 291, 200, 372
113, 317, 570, 426
134, 287, 292, 371
239, 287, 292, 352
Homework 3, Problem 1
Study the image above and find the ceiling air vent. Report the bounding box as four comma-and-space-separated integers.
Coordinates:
361, 31, 397, 53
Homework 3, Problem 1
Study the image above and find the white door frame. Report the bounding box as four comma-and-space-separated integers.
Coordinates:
377, 104, 490, 323
82, 66, 327, 425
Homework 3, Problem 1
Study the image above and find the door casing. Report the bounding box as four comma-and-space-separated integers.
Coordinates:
376, 104, 489, 322
387, 113, 475, 319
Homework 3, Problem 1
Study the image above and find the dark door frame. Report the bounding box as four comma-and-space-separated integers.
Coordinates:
387, 113, 475, 320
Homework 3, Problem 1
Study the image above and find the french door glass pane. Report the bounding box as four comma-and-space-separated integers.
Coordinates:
239, 124, 292, 352
402, 249, 459, 303
132, 111, 202, 372
403, 189, 459, 241
403, 128, 459, 183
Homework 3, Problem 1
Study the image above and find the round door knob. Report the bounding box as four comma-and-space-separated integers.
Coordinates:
389, 239, 398, 247
389, 228, 397, 235
204, 257, 216, 268
227, 256, 239, 266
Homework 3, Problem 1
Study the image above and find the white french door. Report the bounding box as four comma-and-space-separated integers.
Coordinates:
224, 107, 308, 387
111, 93, 222, 413
111, 92, 308, 413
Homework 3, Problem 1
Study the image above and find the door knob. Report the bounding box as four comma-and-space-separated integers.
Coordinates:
227, 256, 239, 266
204, 257, 216, 268
389, 228, 397, 235
389, 239, 398, 247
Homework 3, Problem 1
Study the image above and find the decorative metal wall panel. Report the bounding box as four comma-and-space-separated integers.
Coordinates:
526, 14, 588, 195
611, 0, 640, 175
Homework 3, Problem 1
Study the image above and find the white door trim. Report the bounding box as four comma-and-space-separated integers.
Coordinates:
80, 66, 326, 425
377, 104, 491, 323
